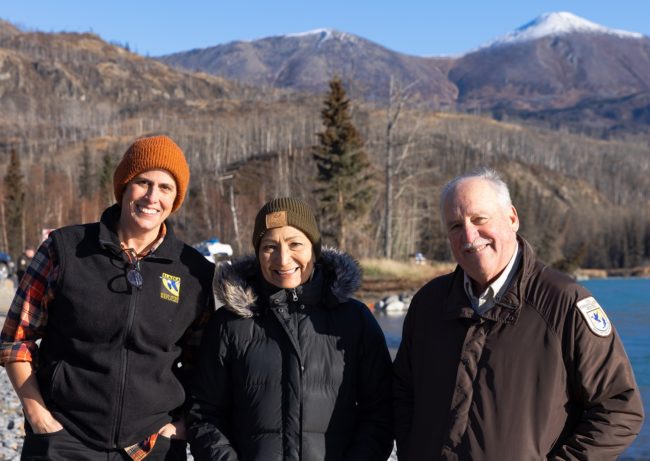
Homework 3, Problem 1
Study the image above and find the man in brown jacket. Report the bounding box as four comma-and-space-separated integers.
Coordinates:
393, 167, 644, 460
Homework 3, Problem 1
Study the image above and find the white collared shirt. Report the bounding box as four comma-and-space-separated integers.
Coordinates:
463, 243, 521, 315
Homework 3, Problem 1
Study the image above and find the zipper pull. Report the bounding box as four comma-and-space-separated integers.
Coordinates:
291, 288, 298, 302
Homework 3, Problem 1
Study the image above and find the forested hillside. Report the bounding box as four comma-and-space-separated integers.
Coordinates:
0, 23, 648, 269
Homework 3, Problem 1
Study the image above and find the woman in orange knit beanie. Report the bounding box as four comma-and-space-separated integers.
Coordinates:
2, 134, 214, 460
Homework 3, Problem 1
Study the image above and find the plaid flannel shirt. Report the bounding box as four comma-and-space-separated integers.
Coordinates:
0, 227, 205, 459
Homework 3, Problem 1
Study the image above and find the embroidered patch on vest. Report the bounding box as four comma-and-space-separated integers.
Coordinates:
576, 296, 611, 337
266, 211, 287, 229
160, 273, 181, 303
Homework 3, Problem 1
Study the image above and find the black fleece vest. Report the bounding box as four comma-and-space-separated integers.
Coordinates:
36, 205, 213, 449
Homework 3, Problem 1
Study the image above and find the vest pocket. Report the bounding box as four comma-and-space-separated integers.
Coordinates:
49, 360, 64, 401
36, 360, 64, 405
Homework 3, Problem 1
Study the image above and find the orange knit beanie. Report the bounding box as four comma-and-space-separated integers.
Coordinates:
113, 135, 190, 212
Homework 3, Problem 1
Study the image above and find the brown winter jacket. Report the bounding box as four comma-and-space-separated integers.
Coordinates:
393, 237, 643, 460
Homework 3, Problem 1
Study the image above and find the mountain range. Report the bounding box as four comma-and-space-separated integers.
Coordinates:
159, 12, 650, 135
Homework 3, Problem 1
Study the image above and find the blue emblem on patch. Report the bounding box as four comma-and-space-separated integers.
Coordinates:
590, 310, 608, 332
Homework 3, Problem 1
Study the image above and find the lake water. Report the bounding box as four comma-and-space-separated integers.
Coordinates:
374, 277, 650, 460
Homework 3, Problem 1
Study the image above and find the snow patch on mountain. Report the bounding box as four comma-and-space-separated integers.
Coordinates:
285, 28, 355, 42
484, 12, 643, 48
286, 28, 334, 39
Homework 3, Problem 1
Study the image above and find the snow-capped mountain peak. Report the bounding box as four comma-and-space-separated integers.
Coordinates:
485, 12, 643, 48
233, 29, 353, 46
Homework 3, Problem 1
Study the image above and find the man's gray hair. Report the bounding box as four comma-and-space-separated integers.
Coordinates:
440, 167, 513, 225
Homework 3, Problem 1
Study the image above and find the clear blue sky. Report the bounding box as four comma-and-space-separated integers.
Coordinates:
2, 1, 648, 57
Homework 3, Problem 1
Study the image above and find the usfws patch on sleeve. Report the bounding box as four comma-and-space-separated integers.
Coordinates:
161, 273, 181, 303
576, 296, 611, 337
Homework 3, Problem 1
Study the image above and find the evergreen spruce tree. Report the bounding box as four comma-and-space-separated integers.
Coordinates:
79, 142, 96, 222
3, 150, 26, 257
98, 152, 116, 208
79, 142, 95, 196
312, 77, 375, 251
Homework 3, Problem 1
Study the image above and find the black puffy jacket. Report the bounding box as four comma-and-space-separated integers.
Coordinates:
188, 249, 393, 461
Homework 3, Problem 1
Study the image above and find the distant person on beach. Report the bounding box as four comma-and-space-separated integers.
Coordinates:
187, 197, 393, 460
15, 246, 35, 281
0, 135, 214, 460
393, 167, 644, 460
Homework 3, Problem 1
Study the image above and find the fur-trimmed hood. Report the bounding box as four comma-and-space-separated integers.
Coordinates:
213, 247, 362, 318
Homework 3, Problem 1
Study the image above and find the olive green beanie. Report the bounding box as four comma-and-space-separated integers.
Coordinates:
252, 197, 321, 257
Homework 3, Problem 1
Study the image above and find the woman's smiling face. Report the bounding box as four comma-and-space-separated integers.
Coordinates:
258, 226, 315, 289
119, 169, 176, 239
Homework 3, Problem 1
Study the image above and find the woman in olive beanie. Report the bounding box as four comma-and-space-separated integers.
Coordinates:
188, 197, 393, 461
2, 135, 214, 460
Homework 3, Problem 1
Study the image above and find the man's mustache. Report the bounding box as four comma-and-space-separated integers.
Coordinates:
462, 238, 493, 252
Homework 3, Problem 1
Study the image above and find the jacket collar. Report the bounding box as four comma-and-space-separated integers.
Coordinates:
96, 204, 180, 262
263, 268, 325, 309
445, 235, 536, 325
213, 247, 362, 318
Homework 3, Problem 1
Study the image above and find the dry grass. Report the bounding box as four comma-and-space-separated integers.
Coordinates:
360, 258, 456, 281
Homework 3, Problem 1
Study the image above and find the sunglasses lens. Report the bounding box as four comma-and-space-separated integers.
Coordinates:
127, 268, 143, 288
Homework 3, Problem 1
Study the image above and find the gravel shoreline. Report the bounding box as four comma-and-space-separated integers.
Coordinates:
0, 315, 22, 461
